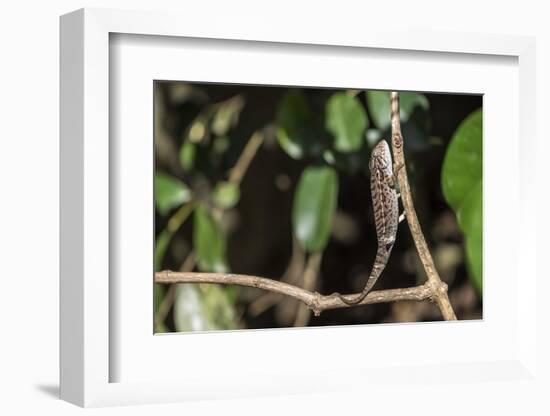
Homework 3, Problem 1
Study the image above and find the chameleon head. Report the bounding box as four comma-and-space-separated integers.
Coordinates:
369, 140, 392, 171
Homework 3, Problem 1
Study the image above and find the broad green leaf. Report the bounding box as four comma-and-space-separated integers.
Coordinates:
179, 140, 196, 171
457, 181, 482, 294
292, 166, 338, 252
441, 109, 483, 294
213, 181, 240, 210
194, 205, 228, 272
441, 109, 483, 210
366, 91, 429, 130
456, 181, 482, 236
276, 90, 313, 159
325, 92, 367, 152
155, 173, 192, 215
466, 233, 482, 294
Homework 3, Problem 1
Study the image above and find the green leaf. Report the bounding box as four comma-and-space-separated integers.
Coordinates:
441, 109, 483, 294
366, 91, 429, 130
154, 229, 171, 271
188, 119, 207, 143
213, 181, 240, 210
457, 181, 482, 294
366, 91, 390, 129
155, 173, 192, 215
325, 92, 367, 152
179, 140, 196, 171
322, 148, 368, 175
173, 283, 238, 332
456, 181, 482, 236
194, 205, 228, 272
292, 166, 338, 252
276, 90, 313, 159
400, 92, 429, 114
211, 96, 245, 136
441, 109, 483, 210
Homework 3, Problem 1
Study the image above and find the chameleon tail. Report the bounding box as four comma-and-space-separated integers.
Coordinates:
332, 247, 388, 305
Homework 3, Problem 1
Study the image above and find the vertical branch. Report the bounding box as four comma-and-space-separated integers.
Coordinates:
390, 92, 457, 320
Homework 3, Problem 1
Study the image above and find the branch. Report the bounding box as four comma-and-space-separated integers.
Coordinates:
228, 130, 265, 185
155, 271, 435, 316
390, 92, 457, 320
155, 93, 458, 323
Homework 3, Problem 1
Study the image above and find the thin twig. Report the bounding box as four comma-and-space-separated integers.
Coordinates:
390, 91, 457, 320
229, 131, 265, 185
155, 271, 435, 316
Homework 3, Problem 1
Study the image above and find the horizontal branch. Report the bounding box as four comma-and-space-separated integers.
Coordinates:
155, 271, 434, 316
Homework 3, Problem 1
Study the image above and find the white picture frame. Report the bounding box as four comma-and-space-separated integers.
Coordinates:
60, 7, 538, 408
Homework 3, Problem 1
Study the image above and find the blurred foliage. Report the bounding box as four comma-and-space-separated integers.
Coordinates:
154, 173, 192, 216
154, 81, 483, 332
194, 205, 228, 273
174, 284, 238, 332
292, 166, 338, 253
213, 181, 240, 210
276, 90, 322, 159
442, 109, 483, 293
325, 92, 367, 152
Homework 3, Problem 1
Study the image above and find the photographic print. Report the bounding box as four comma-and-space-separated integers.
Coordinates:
153, 83, 482, 333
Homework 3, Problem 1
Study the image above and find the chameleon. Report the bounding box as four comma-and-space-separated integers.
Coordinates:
332, 139, 402, 305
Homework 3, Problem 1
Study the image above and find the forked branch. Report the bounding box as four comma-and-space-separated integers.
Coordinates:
155, 91, 457, 321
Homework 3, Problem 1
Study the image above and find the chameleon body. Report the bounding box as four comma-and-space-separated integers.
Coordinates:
335, 139, 399, 305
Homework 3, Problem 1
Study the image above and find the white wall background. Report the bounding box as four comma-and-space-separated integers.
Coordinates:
0, 1, 548, 414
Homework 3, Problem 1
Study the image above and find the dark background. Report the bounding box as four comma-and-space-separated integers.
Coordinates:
155, 82, 482, 331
